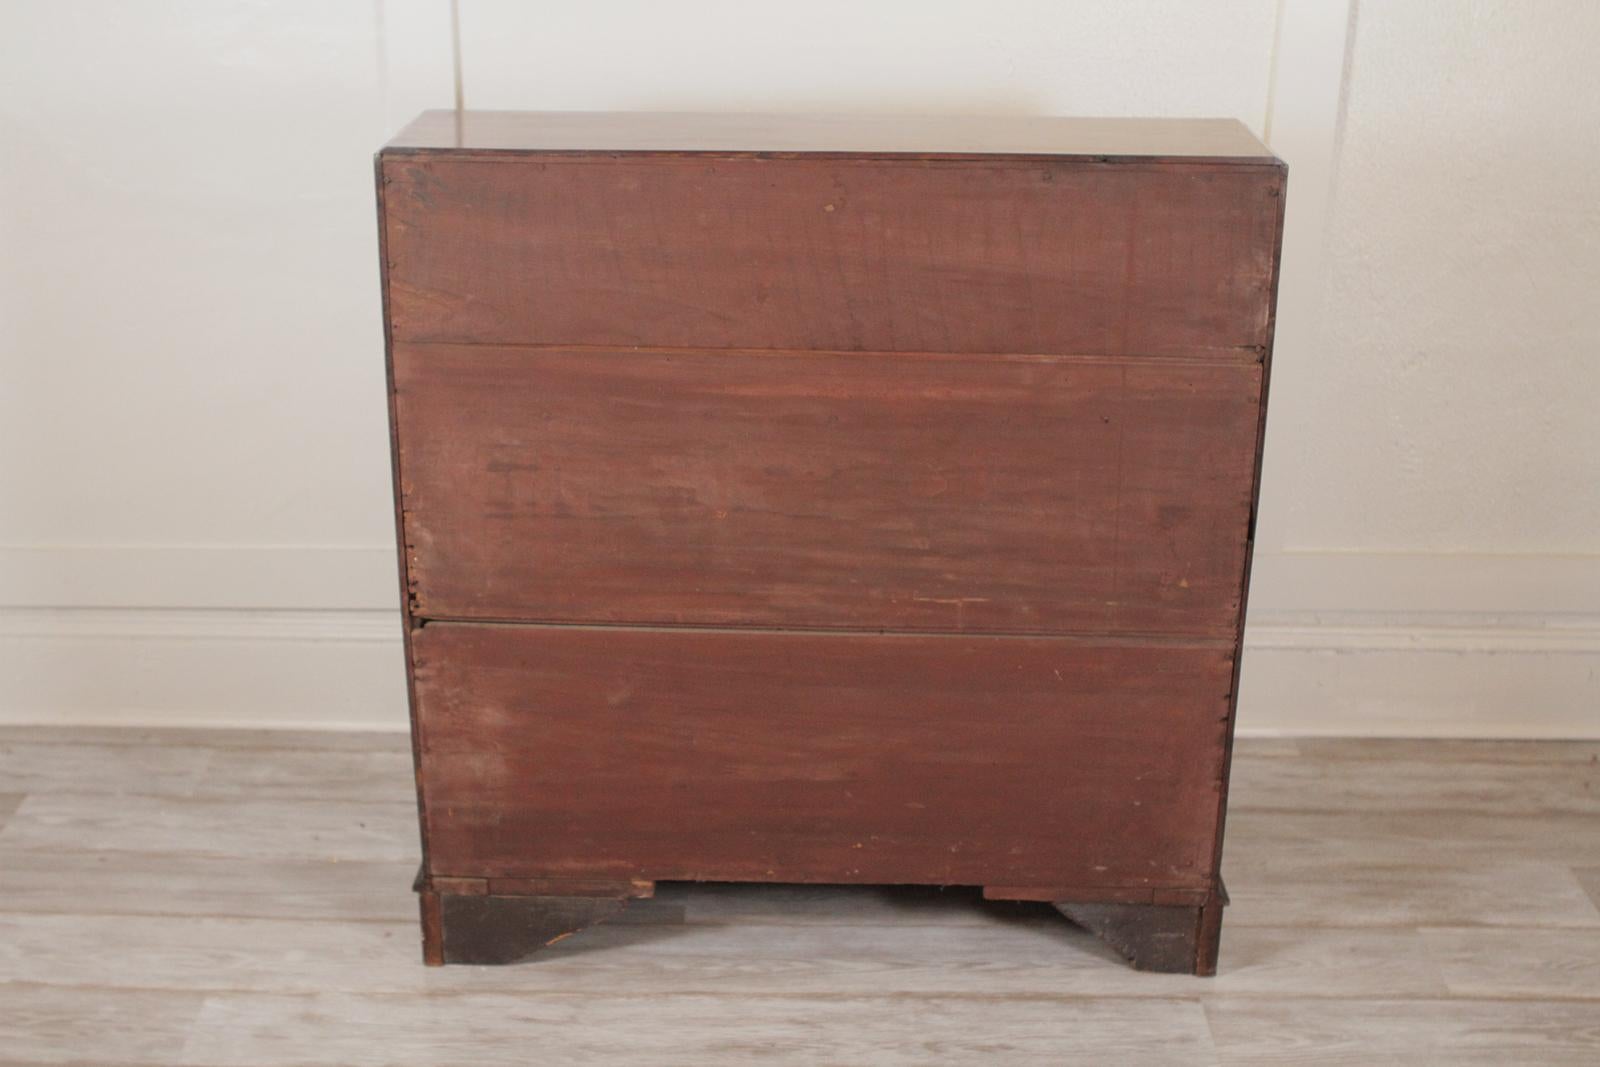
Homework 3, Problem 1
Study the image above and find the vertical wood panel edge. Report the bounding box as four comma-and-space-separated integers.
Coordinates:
376, 151, 433, 877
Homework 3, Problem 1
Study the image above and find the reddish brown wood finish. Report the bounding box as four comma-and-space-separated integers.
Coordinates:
412, 622, 1234, 891
382, 156, 1281, 357
394, 344, 1262, 634
377, 111, 1286, 976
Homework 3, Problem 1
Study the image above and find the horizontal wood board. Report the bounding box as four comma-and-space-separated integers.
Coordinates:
394, 345, 1262, 634
412, 623, 1235, 890
382, 156, 1283, 355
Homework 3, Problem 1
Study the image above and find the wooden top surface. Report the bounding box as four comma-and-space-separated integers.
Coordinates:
384, 110, 1280, 164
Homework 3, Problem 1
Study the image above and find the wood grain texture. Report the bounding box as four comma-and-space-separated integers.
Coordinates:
0, 849, 419, 921
0, 739, 213, 796
1226, 807, 1600, 871
0, 739, 413, 802
1222, 809, 1600, 928
412, 622, 1233, 891
515, 921, 1449, 1000
1420, 927, 1600, 998
180, 992, 1218, 1067
386, 110, 1280, 163
0, 791, 22, 830
381, 155, 1282, 356
394, 345, 1262, 633
1230, 853, 1600, 931
0, 985, 204, 1066
0, 793, 417, 863
1204, 999, 1600, 1066
1228, 751, 1600, 815
0, 912, 421, 993
3, 731, 1600, 1065
1578, 867, 1600, 912
0, 907, 1446, 1000
376, 117, 1287, 973
1291, 739, 1600, 765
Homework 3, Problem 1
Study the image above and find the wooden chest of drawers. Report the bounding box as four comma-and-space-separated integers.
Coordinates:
376, 111, 1285, 974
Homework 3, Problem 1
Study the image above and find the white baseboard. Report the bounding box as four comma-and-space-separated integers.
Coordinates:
1238, 615, 1600, 739
0, 545, 400, 610
2, 607, 1597, 738
1235, 550, 1600, 738
0, 608, 410, 732
2, 547, 1597, 737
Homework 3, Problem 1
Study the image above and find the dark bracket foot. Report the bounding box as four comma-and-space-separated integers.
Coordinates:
1054, 888, 1227, 975
416, 873, 634, 965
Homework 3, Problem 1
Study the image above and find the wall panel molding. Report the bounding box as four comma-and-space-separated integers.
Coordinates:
0, 545, 399, 611
2, 546, 1595, 737
0, 605, 407, 732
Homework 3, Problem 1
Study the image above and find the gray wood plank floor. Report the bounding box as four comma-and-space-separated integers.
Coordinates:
0, 728, 1597, 1065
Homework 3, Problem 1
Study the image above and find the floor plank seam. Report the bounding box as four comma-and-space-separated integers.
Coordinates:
4, 979, 1600, 1005
7, 726, 1600, 1061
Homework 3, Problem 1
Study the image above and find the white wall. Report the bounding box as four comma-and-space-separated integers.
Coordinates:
1, 0, 1595, 735
1242, 0, 1600, 736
